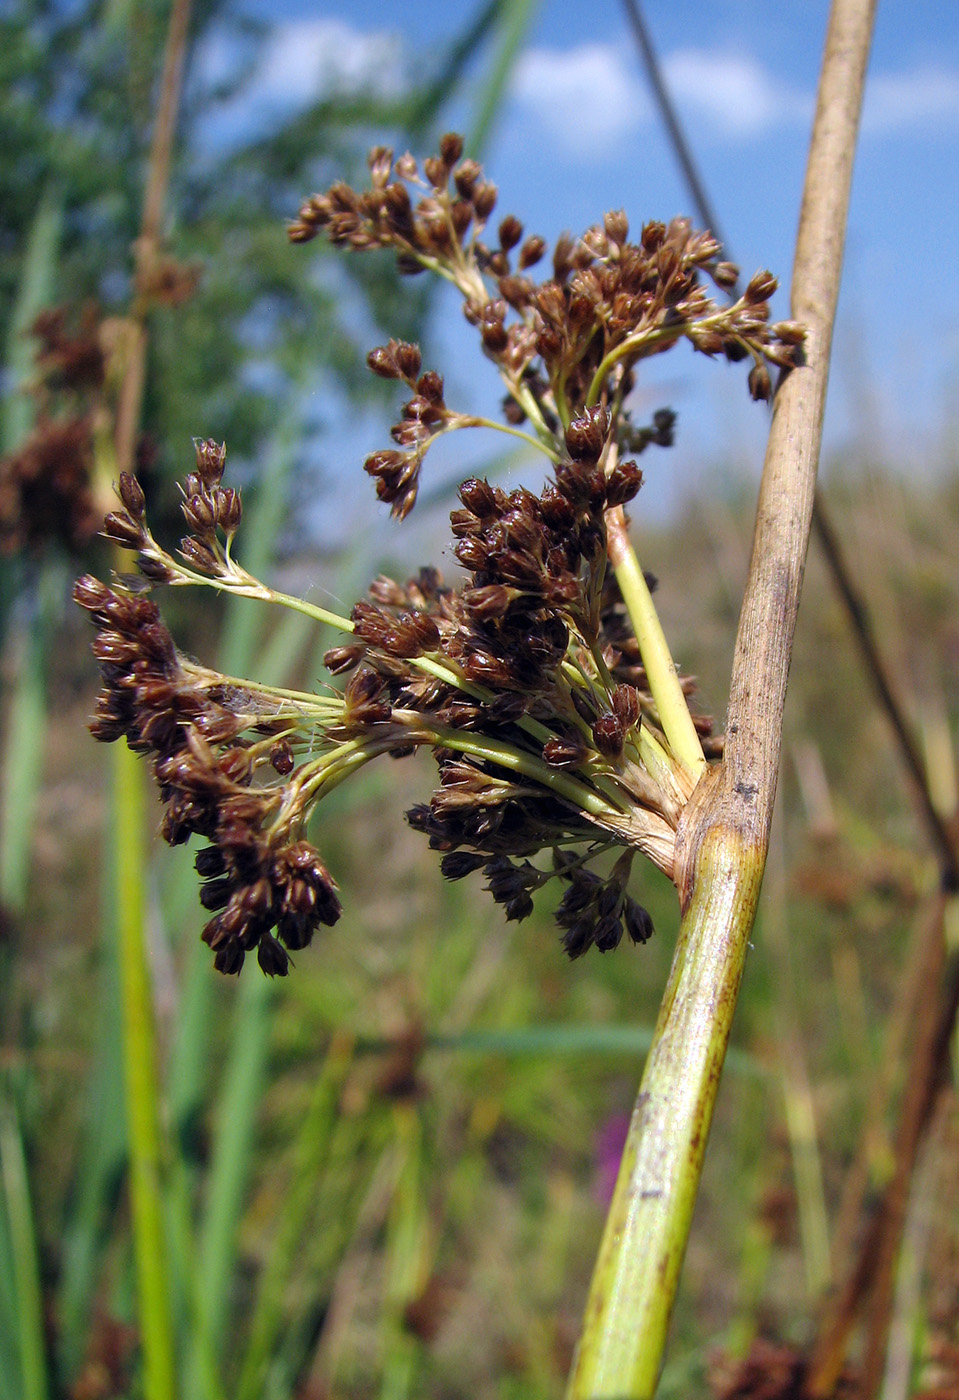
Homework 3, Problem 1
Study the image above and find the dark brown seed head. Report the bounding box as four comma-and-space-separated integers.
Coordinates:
270, 739, 295, 775
605, 459, 643, 507
611, 684, 641, 728
394, 342, 422, 380
543, 733, 589, 768
592, 712, 624, 760
518, 234, 546, 270
367, 344, 401, 378
604, 209, 629, 244
748, 362, 772, 402
439, 132, 464, 166
745, 270, 778, 303
713, 260, 739, 289
498, 215, 523, 251
453, 159, 481, 197
458, 477, 497, 518
101, 511, 146, 549
193, 438, 226, 486
416, 370, 444, 404
324, 641, 366, 675
423, 155, 447, 189
215, 488, 242, 533
473, 182, 497, 221
117, 472, 146, 518
565, 406, 610, 462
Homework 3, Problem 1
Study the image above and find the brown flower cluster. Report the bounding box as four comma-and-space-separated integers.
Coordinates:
324, 402, 701, 954
74, 456, 344, 976
290, 133, 804, 511
99, 436, 242, 584
76, 135, 802, 976
0, 305, 105, 555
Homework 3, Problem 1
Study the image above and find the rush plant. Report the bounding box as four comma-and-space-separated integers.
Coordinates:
73, 0, 874, 1369
75, 132, 801, 980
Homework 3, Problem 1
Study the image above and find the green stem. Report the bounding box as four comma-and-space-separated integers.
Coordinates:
459, 414, 561, 460
405, 717, 630, 821
0, 1094, 49, 1400
114, 745, 177, 1400
182, 666, 343, 716
605, 507, 705, 780
170, 567, 354, 636
585, 319, 717, 408
566, 826, 761, 1398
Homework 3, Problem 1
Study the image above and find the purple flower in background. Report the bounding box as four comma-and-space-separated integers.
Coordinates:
594, 1113, 630, 1205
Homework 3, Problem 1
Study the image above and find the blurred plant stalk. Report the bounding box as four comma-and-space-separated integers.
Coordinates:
106, 2, 194, 1398
566, 0, 878, 1393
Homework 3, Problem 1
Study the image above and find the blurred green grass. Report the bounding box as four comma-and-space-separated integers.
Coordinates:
4, 463, 956, 1397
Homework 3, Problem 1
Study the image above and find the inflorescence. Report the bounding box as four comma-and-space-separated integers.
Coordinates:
76, 134, 803, 976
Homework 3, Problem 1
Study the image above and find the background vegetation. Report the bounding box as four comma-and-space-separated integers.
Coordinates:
1, 1, 957, 1397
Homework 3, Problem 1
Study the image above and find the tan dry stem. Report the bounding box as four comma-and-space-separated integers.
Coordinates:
113, 0, 193, 478
568, 1, 877, 1394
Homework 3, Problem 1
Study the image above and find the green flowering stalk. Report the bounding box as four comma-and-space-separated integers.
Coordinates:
75, 134, 801, 977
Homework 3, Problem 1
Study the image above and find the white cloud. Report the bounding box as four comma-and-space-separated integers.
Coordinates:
511, 43, 651, 153
862, 66, 959, 134
663, 49, 812, 136
198, 18, 405, 136
253, 19, 405, 109
511, 43, 814, 154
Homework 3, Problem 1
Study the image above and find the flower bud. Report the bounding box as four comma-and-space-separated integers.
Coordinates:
117, 472, 146, 518
423, 156, 447, 189
439, 132, 463, 166
745, 270, 777, 302
604, 209, 628, 244
367, 344, 400, 378
748, 362, 772, 402
592, 712, 624, 759
498, 215, 523, 250
395, 341, 422, 380
565, 406, 609, 462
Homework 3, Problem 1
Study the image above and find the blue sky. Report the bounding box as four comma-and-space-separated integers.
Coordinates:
211, 1, 959, 521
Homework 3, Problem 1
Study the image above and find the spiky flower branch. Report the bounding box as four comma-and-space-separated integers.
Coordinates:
75, 133, 801, 980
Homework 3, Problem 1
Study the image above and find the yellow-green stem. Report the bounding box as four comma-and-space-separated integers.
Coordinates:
566, 826, 762, 1397
605, 507, 706, 780
114, 745, 177, 1400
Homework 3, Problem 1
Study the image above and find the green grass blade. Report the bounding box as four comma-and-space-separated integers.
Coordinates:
405, 0, 501, 137
0, 562, 65, 913
165, 1154, 227, 1400
0, 1091, 50, 1400
0, 179, 64, 884
1, 184, 63, 455
0, 1181, 21, 1394
114, 744, 177, 1400
254, 607, 316, 691
467, 0, 539, 154
56, 1041, 127, 1379
379, 1105, 426, 1400
166, 937, 216, 1143
235, 1033, 355, 1400
195, 972, 275, 1363
353, 1024, 763, 1076
55, 795, 127, 1380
